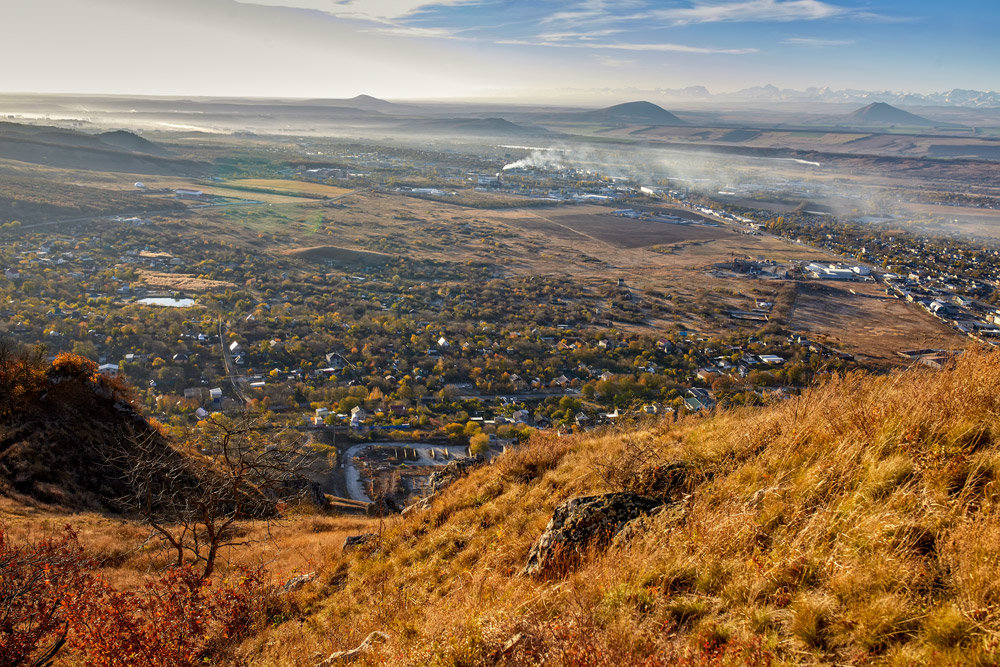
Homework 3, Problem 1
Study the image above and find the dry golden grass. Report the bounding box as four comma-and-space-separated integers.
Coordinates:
0, 498, 372, 593
9, 347, 1000, 664
136, 269, 237, 291
234, 348, 1000, 665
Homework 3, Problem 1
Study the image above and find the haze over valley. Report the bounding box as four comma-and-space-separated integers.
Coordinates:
4, 1, 1000, 665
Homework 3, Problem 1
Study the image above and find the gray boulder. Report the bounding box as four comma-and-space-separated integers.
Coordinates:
428, 456, 482, 494
523, 492, 664, 577
342, 533, 376, 554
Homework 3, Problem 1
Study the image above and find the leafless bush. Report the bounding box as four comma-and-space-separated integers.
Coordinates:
111, 410, 311, 577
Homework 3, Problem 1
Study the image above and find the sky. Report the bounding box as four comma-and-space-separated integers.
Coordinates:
1, 0, 997, 101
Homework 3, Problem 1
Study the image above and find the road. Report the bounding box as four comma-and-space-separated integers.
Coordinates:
218, 318, 250, 404
341, 441, 472, 503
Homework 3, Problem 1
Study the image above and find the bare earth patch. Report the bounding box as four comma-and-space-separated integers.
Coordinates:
790, 280, 967, 365
137, 269, 236, 291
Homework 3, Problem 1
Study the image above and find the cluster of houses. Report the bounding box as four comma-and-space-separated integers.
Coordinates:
885, 276, 1000, 343
805, 262, 872, 280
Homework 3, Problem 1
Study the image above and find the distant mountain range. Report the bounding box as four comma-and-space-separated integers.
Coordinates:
652, 85, 1000, 108
0, 121, 200, 174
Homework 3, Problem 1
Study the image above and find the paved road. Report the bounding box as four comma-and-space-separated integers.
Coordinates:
341, 441, 471, 503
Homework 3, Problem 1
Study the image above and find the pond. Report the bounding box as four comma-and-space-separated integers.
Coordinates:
137, 297, 196, 307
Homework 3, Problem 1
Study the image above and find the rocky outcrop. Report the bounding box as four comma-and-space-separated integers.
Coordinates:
342, 533, 376, 554
428, 457, 483, 494
402, 494, 434, 515
523, 493, 664, 577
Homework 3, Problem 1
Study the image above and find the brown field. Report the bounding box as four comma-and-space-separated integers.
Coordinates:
505, 209, 730, 248
150, 181, 307, 203
136, 269, 236, 291
229, 179, 353, 197
790, 280, 967, 365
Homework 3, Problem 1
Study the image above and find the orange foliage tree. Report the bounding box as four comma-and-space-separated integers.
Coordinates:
0, 526, 271, 667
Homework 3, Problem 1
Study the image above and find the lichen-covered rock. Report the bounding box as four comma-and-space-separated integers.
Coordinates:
281, 571, 316, 592
402, 493, 435, 515
523, 492, 664, 577
428, 457, 482, 494
342, 533, 376, 553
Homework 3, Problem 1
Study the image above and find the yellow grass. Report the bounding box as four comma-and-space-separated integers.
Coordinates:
236, 348, 1000, 665
9, 347, 1000, 663
0, 497, 373, 591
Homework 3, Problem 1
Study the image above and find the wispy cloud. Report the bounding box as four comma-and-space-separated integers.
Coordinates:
368, 25, 467, 38
597, 42, 758, 54
499, 38, 757, 55
537, 30, 624, 42
236, 0, 483, 22
596, 56, 639, 67
541, 0, 625, 26
641, 0, 855, 26
782, 37, 855, 47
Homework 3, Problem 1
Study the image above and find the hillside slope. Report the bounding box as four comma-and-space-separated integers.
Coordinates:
0, 348, 180, 509
0, 122, 204, 175
245, 348, 1000, 665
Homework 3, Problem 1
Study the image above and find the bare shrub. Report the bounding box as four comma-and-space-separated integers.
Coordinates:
113, 410, 311, 578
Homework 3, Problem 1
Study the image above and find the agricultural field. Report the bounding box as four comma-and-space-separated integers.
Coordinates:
502, 208, 729, 249
226, 178, 354, 197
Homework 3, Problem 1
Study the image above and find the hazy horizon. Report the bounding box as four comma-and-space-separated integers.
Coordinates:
2, 0, 997, 102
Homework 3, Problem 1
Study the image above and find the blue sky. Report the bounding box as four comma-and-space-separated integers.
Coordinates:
1, 0, 997, 99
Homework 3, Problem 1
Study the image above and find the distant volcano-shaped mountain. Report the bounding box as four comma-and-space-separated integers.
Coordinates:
577, 101, 688, 126
341, 94, 408, 113
846, 102, 935, 126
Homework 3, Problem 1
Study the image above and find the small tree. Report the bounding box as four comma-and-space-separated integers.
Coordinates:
114, 410, 311, 578
469, 432, 490, 457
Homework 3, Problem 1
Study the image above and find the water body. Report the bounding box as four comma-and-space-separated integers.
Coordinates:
137, 297, 196, 307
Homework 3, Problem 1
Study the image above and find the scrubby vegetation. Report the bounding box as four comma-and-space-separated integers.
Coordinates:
8, 340, 1000, 664
239, 348, 1000, 664
0, 526, 273, 666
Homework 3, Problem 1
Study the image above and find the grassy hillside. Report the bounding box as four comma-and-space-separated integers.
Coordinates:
242, 349, 1000, 665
